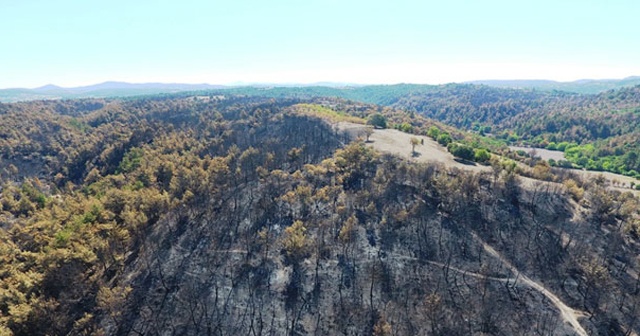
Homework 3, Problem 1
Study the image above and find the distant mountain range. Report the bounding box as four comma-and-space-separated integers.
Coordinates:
468, 76, 640, 94
0, 82, 228, 103
1, 77, 639, 102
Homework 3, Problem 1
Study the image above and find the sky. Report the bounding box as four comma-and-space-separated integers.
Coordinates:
1, 0, 639, 88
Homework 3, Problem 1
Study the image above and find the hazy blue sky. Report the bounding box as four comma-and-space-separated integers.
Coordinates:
1, 0, 639, 88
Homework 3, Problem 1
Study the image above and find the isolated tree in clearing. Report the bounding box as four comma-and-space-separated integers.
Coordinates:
364, 127, 374, 142
410, 137, 420, 156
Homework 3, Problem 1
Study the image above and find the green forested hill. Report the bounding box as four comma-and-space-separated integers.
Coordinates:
383, 84, 562, 128
391, 85, 640, 176
0, 95, 639, 335
469, 76, 640, 94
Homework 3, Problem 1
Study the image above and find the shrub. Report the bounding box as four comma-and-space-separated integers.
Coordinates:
427, 126, 440, 139
474, 148, 491, 163
397, 122, 413, 133
447, 143, 475, 161
437, 133, 452, 146
564, 179, 584, 201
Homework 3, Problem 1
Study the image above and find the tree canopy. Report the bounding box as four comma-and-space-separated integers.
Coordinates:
367, 113, 387, 129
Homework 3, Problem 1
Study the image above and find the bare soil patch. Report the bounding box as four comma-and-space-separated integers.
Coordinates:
336, 123, 490, 174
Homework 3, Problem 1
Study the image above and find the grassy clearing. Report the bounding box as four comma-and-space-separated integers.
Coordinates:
291, 103, 366, 124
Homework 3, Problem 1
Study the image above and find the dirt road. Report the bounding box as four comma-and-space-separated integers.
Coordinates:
335, 123, 638, 335
388, 240, 589, 336
471, 234, 589, 336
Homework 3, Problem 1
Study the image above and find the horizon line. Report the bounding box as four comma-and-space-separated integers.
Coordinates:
2, 75, 640, 91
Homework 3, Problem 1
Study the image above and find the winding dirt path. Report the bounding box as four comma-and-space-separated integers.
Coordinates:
335, 122, 639, 335
470, 234, 589, 336
389, 249, 588, 336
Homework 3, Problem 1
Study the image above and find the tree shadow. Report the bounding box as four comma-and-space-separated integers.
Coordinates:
411, 151, 422, 158
454, 158, 476, 166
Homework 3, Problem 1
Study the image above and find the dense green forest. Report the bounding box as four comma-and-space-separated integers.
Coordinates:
391, 85, 640, 177
0, 95, 639, 335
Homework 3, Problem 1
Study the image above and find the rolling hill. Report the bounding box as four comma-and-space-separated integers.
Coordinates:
3, 80, 638, 177
1, 94, 639, 335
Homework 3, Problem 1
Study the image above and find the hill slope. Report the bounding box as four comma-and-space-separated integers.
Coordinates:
6, 81, 635, 178
0, 95, 639, 335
